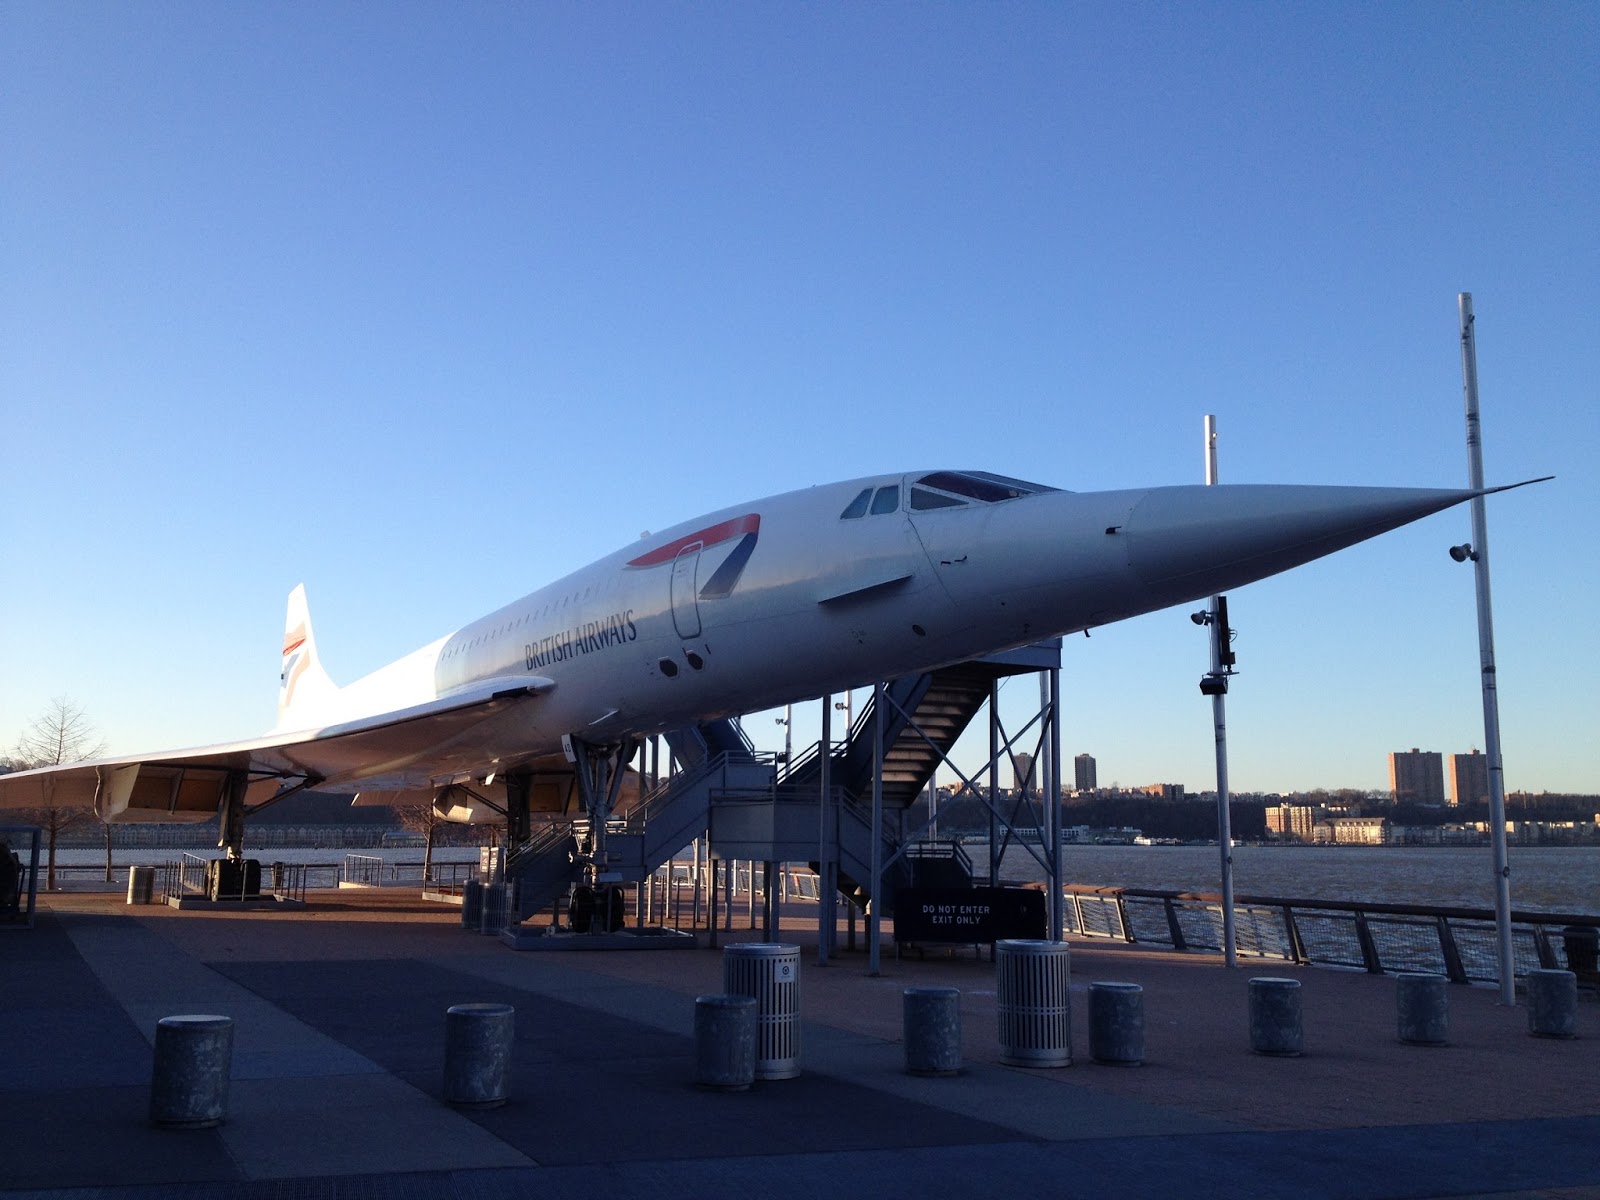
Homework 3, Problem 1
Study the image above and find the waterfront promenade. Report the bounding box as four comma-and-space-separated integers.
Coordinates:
4, 890, 1597, 1199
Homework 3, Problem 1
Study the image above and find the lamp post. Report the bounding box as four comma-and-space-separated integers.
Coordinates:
774, 706, 792, 768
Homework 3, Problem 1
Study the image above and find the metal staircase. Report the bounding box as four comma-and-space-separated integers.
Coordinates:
503, 717, 775, 921
504, 821, 582, 921
784, 663, 995, 810
498, 644, 1058, 925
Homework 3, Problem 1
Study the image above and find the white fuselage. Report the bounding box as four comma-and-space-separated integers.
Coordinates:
319, 468, 1481, 781
0, 466, 1501, 821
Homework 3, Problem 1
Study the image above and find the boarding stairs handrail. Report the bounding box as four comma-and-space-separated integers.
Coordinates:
636, 752, 778, 870
903, 838, 974, 884
505, 817, 583, 878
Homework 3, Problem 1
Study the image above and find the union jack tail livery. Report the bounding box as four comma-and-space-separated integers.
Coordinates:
277, 584, 338, 727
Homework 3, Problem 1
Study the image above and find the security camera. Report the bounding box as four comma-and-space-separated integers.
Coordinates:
1449, 544, 1478, 563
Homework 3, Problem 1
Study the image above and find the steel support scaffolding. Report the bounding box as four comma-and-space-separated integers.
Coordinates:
855, 641, 1066, 974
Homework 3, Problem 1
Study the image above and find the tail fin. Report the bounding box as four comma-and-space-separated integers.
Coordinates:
278, 584, 340, 728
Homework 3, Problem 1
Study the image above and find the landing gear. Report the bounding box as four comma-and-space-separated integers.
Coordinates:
568, 883, 626, 933
566, 734, 637, 933
217, 771, 249, 861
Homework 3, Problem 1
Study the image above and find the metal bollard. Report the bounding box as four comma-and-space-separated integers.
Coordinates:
443, 1003, 515, 1107
995, 939, 1072, 1067
694, 994, 756, 1090
1527, 968, 1578, 1039
1088, 981, 1145, 1066
722, 943, 801, 1080
903, 987, 962, 1076
1396, 973, 1449, 1046
149, 1014, 234, 1128
1248, 977, 1303, 1056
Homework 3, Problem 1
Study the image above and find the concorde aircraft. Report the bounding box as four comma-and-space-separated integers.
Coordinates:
0, 468, 1543, 865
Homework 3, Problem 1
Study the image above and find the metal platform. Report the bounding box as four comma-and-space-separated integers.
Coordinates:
499, 924, 697, 951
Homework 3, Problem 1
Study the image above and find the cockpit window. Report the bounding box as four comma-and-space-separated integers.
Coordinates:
967, 470, 1060, 494
910, 487, 967, 511
846, 472, 1050, 521
913, 470, 1060, 505
840, 487, 872, 519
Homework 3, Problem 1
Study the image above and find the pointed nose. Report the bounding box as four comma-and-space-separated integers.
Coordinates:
1124, 483, 1479, 604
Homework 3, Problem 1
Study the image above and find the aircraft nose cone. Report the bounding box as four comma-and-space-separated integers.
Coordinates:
1124, 483, 1479, 602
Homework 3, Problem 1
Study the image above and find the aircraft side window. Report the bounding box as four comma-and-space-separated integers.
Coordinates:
911, 487, 967, 511
840, 488, 872, 519
869, 485, 899, 515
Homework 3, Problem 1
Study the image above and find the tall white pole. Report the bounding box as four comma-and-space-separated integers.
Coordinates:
1048, 667, 1064, 941
868, 681, 884, 975
1458, 293, 1516, 1005
1206, 415, 1238, 967
818, 693, 832, 966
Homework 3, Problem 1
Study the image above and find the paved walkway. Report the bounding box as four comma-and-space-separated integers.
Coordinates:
3, 891, 1597, 1199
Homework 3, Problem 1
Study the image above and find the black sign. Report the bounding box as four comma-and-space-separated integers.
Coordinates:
894, 887, 1047, 943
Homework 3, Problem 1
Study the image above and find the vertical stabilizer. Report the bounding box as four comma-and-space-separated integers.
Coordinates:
278, 584, 340, 728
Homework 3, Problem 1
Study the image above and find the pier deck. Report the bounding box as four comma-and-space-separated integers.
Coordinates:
4, 890, 1597, 1199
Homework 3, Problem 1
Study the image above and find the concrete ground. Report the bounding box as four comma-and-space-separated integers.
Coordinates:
3, 890, 1597, 1200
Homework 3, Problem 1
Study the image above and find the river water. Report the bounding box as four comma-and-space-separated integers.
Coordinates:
990, 842, 1599, 916
25, 842, 1600, 917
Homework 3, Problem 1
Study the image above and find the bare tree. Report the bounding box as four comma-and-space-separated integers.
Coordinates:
394, 805, 446, 883
13, 696, 107, 768
9, 697, 107, 889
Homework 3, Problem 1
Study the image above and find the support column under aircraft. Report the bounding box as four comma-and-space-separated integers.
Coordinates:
504, 770, 533, 853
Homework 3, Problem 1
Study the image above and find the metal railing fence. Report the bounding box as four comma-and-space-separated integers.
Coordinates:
1062, 884, 1599, 984
341, 854, 480, 887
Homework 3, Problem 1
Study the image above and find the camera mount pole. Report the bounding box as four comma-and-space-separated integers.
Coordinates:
1206, 414, 1238, 968
1458, 293, 1516, 1006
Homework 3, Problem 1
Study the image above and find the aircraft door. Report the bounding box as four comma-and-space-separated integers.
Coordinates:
670, 544, 704, 639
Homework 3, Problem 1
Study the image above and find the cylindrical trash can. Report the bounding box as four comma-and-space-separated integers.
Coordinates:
1396, 973, 1449, 1046
722, 943, 801, 1080
461, 879, 484, 929
1249, 977, 1303, 1056
149, 1014, 234, 1128
479, 883, 508, 934
443, 1003, 515, 1107
1088, 981, 1144, 1066
127, 865, 156, 905
903, 987, 962, 1076
995, 939, 1072, 1067
694, 994, 756, 1090
1527, 968, 1578, 1039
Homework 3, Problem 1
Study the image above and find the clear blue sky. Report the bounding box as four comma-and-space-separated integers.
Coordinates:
3, 3, 1595, 795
